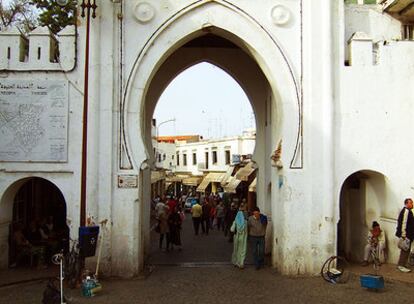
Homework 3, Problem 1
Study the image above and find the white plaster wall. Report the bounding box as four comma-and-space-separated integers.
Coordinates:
337, 40, 414, 263
0, 65, 85, 267
344, 4, 401, 61
0, 0, 345, 277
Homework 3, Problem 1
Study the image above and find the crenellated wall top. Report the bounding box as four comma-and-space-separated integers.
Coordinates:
0, 25, 76, 72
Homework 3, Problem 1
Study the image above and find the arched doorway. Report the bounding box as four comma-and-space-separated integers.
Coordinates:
148, 60, 258, 264
142, 34, 270, 263
337, 170, 387, 263
0, 177, 69, 268
122, 1, 302, 274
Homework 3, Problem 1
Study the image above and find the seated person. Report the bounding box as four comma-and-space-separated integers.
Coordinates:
13, 223, 46, 268
39, 217, 60, 261
361, 221, 386, 266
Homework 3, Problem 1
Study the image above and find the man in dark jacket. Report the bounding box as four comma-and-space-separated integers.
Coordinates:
395, 198, 414, 273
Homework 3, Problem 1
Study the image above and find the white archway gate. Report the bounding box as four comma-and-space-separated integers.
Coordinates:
119, 0, 312, 275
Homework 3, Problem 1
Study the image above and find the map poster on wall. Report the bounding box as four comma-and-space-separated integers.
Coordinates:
0, 80, 69, 162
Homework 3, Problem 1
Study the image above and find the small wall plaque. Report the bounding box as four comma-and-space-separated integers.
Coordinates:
118, 174, 138, 188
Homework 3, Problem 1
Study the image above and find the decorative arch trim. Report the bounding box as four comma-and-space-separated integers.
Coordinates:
121, 0, 303, 170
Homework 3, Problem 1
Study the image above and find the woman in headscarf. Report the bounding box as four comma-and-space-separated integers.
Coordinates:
230, 208, 248, 269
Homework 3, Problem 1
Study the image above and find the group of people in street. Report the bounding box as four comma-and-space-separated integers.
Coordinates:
230, 205, 268, 270
152, 192, 268, 270
153, 195, 184, 252
189, 194, 268, 270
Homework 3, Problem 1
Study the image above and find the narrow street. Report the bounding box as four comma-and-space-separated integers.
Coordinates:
148, 212, 252, 266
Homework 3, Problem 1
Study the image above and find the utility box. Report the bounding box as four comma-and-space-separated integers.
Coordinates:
79, 226, 100, 257
360, 274, 384, 290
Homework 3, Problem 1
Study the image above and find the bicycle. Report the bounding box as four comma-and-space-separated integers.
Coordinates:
63, 239, 82, 289
369, 246, 381, 273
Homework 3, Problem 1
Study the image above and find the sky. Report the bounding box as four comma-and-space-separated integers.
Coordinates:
154, 62, 255, 139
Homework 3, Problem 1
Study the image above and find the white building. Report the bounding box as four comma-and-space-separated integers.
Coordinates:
1, 0, 414, 277
166, 130, 255, 175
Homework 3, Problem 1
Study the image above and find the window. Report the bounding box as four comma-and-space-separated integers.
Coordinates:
205, 152, 209, 169
158, 153, 161, 163
163, 154, 166, 161
172, 155, 174, 160
402, 24, 414, 40
193, 153, 197, 165
176, 152, 180, 166
183, 154, 187, 166
225, 150, 231, 165
212, 151, 218, 164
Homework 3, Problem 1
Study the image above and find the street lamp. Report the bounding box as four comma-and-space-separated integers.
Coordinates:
79, 0, 97, 227
156, 118, 176, 139
155, 118, 175, 167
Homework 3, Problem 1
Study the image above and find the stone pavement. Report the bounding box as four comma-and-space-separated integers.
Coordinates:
0, 217, 413, 303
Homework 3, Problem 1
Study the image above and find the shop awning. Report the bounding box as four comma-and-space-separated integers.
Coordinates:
165, 175, 185, 183
235, 162, 256, 181
151, 171, 165, 184
248, 177, 257, 193
223, 176, 242, 193
196, 172, 227, 192
221, 166, 235, 185
206, 172, 227, 183
182, 176, 203, 186
196, 178, 211, 192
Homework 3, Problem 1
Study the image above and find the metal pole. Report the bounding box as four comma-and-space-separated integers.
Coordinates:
80, 0, 97, 227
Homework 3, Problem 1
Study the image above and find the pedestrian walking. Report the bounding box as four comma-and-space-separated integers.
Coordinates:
395, 198, 414, 273
225, 202, 238, 242
248, 207, 268, 270
230, 209, 248, 269
201, 200, 212, 235
158, 211, 170, 251
191, 200, 203, 235
155, 199, 168, 219
216, 201, 225, 231
168, 206, 182, 251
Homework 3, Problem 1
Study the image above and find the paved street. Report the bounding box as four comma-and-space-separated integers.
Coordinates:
1, 217, 414, 303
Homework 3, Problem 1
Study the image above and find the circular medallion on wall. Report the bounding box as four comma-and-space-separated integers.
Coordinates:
271, 4, 291, 26
134, 2, 155, 24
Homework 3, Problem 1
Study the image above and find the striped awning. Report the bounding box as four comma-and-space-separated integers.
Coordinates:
196, 172, 227, 192
205, 172, 227, 183
223, 176, 241, 193
248, 177, 257, 193
235, 162, 256, 181
196, 178, 211, 192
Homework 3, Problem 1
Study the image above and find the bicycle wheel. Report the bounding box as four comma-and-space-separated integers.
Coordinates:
321, 256, 350, 284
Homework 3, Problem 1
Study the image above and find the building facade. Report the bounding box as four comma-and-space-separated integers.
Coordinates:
1, 0, 414, 276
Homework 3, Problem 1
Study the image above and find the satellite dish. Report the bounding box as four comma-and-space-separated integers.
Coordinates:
56, 0, 69, 6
